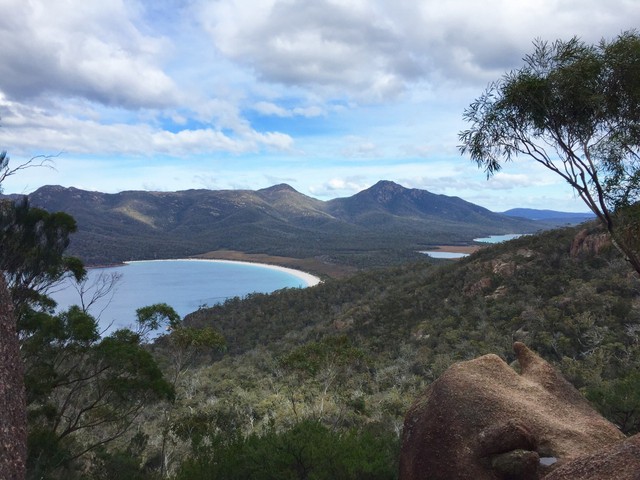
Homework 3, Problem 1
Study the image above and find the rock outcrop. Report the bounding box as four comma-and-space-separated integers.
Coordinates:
399, 342, 631, 480
544, 433, 640, 480
570, 228, 610, 257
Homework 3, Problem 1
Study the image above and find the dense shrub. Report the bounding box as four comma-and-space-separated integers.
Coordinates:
174, 420, 399, 480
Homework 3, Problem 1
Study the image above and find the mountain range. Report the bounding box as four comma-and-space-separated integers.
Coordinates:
10, 180, 589, 267
501, 208, 594, 224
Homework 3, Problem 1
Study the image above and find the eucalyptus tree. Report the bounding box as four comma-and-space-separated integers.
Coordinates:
0, 150, 60, 480
459, 31, 640, 274
0, 271, 25, 480
1, 151, 181, 478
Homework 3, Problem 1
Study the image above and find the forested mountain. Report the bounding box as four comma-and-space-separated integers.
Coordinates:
19, 180, 547, 266
150, 222, 639, 478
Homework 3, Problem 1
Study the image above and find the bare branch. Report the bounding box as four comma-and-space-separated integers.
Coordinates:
72, 271, 122, 318
0, 151, 60, 190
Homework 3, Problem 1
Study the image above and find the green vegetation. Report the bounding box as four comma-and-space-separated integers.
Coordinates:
3, 30, 640, 476
20, 181, 545, 269
0, 197, 84, 313
22, 306, 174, 478
156, 222, 638, 477
460, 30, 640, 274
174, 420, 399, 480
1, 188, 217, 479
4, 194, 640, 479
1, 188, 86, 479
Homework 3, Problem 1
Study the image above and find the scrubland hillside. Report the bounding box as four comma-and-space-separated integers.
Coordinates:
128, 223, 640, 478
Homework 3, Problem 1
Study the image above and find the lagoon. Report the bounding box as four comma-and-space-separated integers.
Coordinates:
421, 251, 469, 259
50, 259, 319, 334
473, 233, 524, 243
421, 233, 527, 259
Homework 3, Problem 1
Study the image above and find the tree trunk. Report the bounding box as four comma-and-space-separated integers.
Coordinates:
606, 224, 640, 277
0, 274, 26, 479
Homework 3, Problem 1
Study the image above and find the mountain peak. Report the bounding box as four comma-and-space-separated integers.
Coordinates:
259, 183, 298, 194
367, 180, 406, 192
358, 180, 411, 204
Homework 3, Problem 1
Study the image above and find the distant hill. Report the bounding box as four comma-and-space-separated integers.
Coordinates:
10, 180, 546, 267
501, 208, 595, 225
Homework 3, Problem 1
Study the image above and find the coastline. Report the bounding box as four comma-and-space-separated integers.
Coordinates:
125, 258, 322, 288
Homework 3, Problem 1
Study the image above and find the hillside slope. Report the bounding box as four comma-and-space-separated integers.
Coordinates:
20, 181, 543, 266
502, 207, 595, 224
175, 223, 640, 443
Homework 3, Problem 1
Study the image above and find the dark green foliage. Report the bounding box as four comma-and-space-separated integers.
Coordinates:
144, 303, 226, 382
0, 197, 85, 311
21, 306, 174, 479
89, 433, 160, 480
137, 303, 182, 334
174, 420, 399, 480
90, 450, 157, 480
586, 370, 640, 435
281, 336, 366, 377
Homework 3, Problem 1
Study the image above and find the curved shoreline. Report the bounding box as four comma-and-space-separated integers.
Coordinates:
124, 258, 322, 288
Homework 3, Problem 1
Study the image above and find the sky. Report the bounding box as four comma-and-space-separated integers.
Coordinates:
0, 0, 638, 212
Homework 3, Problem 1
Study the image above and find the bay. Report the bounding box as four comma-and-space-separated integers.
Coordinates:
50, 259, 319, 335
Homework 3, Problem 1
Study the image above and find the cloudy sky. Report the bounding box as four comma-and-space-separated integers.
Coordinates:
0, 0, 638, 211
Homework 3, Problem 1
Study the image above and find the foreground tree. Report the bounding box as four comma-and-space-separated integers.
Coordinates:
0, 151, 57, 480
0, 274, 26, 480
22, 306, 174, 478
0, 151, 178, 478
459, 31, 640, 274
136, 303, 225, 476
0, 180, 83, 479
1, 197, 84, 315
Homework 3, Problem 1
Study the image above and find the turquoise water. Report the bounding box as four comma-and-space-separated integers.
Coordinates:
50, 260, 312, 334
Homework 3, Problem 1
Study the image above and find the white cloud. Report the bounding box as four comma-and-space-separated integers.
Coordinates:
254, 101, 290, 117
1, 0, 638, 213
199, 0, 415, 100
198, 0, 640, 101
0, 0, 178, 108
253, 101, 327, 118
0, 94, 293, 157
309, 177, 370, 197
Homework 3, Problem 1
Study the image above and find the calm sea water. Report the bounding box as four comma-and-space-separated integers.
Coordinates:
421, 234, 525, 259
473, 233, 524, 243
422, 251, 469, 259
50, 260, 312, 334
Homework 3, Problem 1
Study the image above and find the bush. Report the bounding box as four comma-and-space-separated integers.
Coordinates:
173, 419, 399, 480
